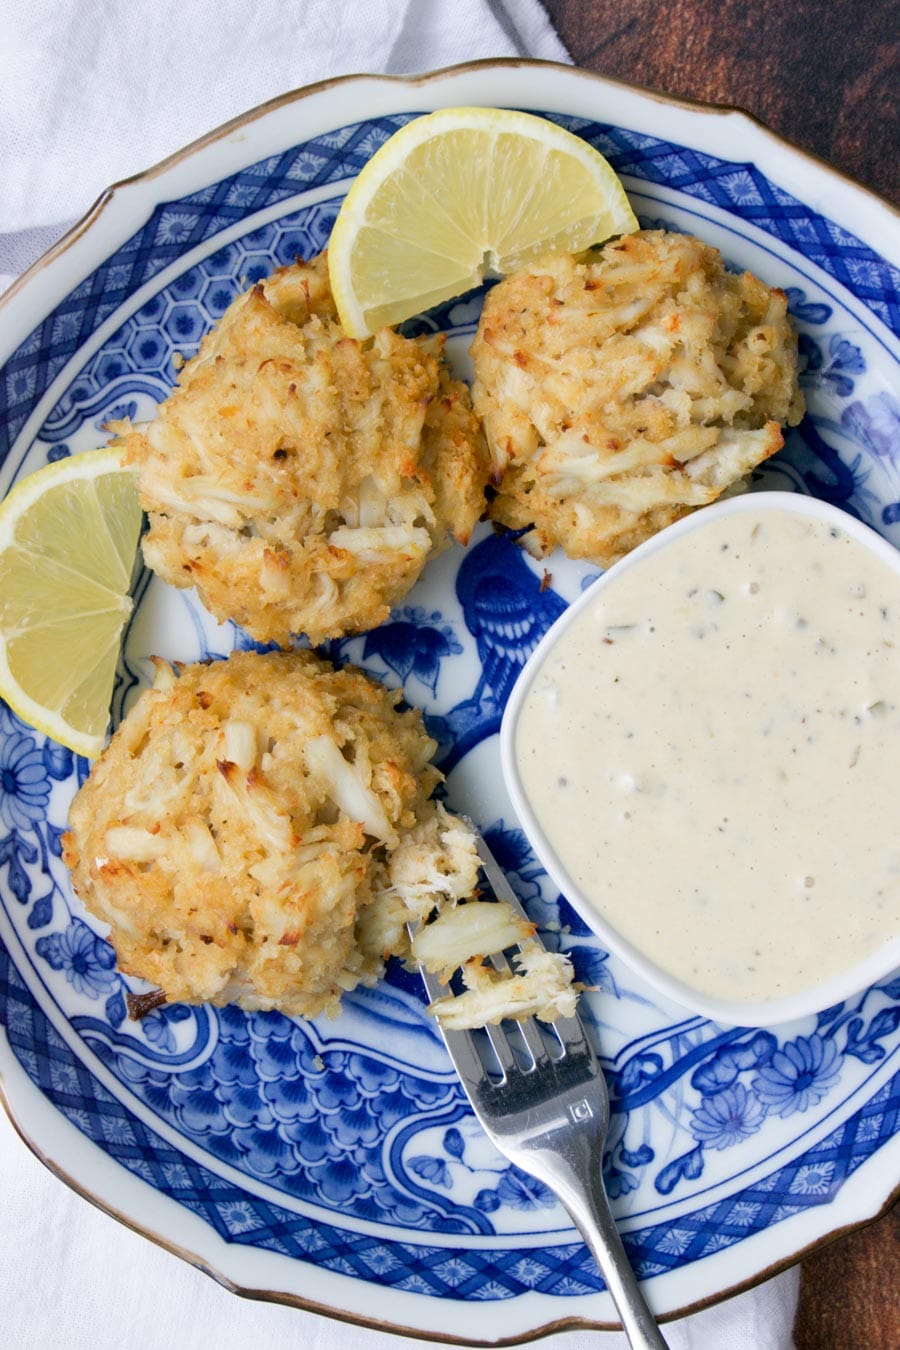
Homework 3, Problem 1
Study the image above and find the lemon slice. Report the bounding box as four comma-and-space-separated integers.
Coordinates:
328, 106, 638, 336
0, 447, 142, 757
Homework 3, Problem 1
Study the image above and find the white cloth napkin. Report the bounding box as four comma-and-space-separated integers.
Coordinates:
0, 0, 567, 290
0, 1, 800, 1345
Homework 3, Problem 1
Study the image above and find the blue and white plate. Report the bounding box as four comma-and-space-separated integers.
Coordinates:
1, 62, 898, 1344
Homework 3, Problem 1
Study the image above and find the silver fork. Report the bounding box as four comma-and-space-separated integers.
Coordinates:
415, 829, 668, 1349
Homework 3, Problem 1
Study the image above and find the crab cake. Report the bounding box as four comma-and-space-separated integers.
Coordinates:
62, 649, 480, 1019
114, 254, 489, 646
471, 230, 804, 564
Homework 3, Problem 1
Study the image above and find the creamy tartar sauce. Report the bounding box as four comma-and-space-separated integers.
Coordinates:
514, 507, 900, 1004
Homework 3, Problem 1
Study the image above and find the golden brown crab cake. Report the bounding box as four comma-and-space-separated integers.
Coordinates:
471, 230, 804, 565
113, 254, 489, 646
62, 649, 481, 1019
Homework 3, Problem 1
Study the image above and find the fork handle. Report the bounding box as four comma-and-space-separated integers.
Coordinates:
530, 1138, 669, 1349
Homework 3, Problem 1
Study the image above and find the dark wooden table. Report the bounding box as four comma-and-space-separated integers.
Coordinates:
545, 0, 899, 204
543, 1, 900, 1345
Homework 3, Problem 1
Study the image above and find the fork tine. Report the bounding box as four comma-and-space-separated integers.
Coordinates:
441, 1026, 494, 1093
482, 1020, 519, 1075
412, 950, 448, 1005
517, 1016, 551, 1067
470, 826, 531, 921
551, 1013, 591, 1059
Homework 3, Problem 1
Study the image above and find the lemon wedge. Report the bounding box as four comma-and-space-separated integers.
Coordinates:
328, 105, 638, 337
0, 447, 142, 757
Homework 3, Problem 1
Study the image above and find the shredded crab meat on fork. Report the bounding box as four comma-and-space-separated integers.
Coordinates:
407, 820, 580, 1029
